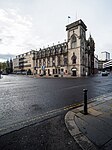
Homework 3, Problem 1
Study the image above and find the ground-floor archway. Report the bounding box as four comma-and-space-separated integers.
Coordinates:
71, 68, 77, 76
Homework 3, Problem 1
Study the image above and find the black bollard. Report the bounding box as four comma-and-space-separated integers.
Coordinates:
83, 89, 88, 115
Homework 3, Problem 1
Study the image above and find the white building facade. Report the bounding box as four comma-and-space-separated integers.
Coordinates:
103, 59, 112, 69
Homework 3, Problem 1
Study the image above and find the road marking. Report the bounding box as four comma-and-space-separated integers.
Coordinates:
64, 103, 82, 110
1, 92, 112, 136
0, 102, 82, 135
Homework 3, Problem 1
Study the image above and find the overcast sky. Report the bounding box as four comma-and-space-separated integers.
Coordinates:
0, 0, 112, 61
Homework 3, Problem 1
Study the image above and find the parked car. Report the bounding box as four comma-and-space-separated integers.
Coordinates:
2, 71, 8, 75
22, 71, 27, 75
16, 71, 21, 74
102, 71, 108, 76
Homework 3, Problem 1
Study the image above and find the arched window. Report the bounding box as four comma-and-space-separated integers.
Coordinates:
58, 56, 60, 66
43, 59, 46, 65
71, 35, 77, 49
71, 52, 77, 64
52, 56, 55, 66
64, 55, 68, 65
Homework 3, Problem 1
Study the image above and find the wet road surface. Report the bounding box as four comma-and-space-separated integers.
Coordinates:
0, 114, 82, 150
0, 74, 112, 134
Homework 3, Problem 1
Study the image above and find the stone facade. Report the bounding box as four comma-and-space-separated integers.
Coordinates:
13, 19, 95, 77
13, 50, 37, 74
94, 54, 98, 74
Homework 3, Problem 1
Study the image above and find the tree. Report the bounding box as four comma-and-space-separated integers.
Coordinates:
0, 59, 13, 74
9, 59, 13, 73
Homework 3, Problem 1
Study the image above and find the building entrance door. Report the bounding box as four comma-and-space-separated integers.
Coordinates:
72, 68, 77, 76
72, 70, 76, 76
43, 70, 46, 75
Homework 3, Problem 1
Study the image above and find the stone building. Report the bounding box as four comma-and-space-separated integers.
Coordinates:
103, 59, 112, 71
13, 50, 37, 74
13, 19, 95, 77
94, 54, 98, 74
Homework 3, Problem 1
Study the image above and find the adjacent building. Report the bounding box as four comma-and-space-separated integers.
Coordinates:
13, 19, 95, 77
13, 50, 37, 74
98, 60, 107, 71
94, 54, 98, 74
103, 59, 112, 71
98, 51, 111, 71
101, 51, 110, 61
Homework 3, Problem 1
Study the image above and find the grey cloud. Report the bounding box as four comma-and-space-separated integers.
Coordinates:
0, 53, 15, 60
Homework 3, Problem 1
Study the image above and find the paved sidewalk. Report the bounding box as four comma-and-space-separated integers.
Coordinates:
65, 92, 112, 150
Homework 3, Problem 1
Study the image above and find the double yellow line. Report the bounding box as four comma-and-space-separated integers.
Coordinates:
64, 103, 82, 110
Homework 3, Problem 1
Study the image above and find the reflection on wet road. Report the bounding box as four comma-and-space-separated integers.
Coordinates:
0, 74, 112, 133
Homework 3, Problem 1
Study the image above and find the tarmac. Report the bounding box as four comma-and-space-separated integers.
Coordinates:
65, 92, 112, 150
